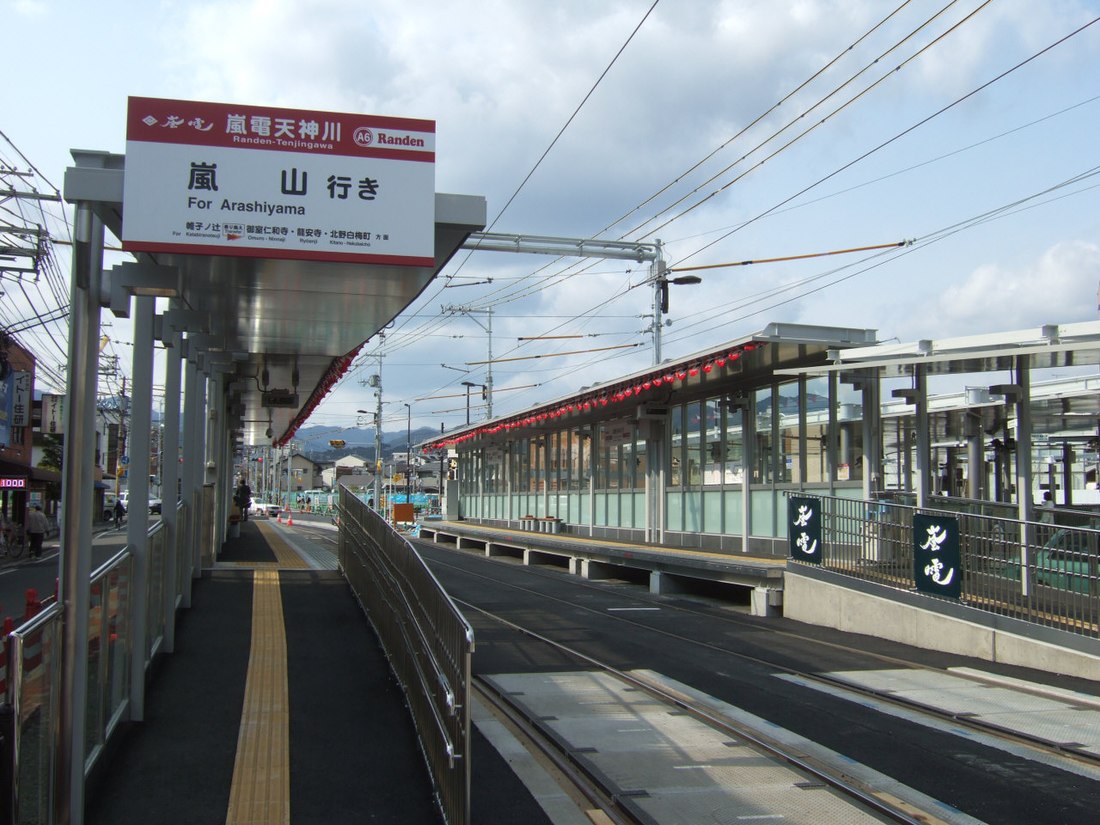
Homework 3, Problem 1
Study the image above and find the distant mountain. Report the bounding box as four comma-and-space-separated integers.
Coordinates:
292, 424, 442, 459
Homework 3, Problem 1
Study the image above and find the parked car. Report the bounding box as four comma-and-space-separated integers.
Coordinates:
148, 498, 162, 514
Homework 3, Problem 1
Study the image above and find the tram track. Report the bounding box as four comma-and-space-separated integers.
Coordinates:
467, 599, 934, 825
415, 540, 1100, 822
473, 677, 640, 825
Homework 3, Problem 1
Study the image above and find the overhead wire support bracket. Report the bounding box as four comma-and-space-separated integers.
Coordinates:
462, 232, 659, 263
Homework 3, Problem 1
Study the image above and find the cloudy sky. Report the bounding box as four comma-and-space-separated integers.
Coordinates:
4, 0, 1099, 440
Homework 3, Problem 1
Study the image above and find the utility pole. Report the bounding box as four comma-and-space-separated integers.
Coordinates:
357, 331, 386, 509
115, 376, 128, 499
648, 240, 700, 365
444, 306, 494, 418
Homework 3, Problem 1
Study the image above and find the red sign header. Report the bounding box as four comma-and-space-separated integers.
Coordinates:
126, 96, 435, 162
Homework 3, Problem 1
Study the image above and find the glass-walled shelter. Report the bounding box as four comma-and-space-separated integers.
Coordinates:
427, 320, 1100, 556
778, 321, 1100, 522
429, 323, 880, 555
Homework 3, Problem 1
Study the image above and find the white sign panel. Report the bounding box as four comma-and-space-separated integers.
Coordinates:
122, 97, 436, 266
41, 393, 65, 435
11, 371, 31, 427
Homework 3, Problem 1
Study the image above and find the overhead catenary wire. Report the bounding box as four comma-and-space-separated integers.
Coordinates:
465, 342, 642, 366
670, 241, 911, 273
344, 6, 1097, 430
669, 12, 1100, 269
347, 3, 973, 406
416, 0, 993, 357
378, 1, 662, 356
638, 0, 997, 254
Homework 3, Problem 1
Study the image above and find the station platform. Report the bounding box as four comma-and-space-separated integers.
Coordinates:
83, 518, 556, 825
418, 518, 786, 614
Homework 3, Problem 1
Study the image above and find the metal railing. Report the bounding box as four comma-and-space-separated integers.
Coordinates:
797, 493, 1099, 638
4, 500, 191, 824
337, 489, 474, 825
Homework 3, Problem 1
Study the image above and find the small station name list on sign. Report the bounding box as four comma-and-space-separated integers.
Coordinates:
122, 96, 436, 266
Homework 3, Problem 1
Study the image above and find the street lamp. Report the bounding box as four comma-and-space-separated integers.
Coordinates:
461, 380, 486, 425
652, 268, 702, 365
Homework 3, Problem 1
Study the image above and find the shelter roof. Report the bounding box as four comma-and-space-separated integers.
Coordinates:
64, 150, 485, 448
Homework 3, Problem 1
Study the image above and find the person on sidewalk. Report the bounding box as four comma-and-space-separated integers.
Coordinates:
235, 477, 252, 522
113, 499, 126, 530
26, 505, 49, 559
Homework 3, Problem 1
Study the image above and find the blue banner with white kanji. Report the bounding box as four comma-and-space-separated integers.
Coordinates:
913, 513, 961, 598
788, 495, 822, 564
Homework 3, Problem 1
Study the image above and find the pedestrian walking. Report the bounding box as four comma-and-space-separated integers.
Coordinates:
235, 477, 252, 522
26, 505, 48, 559
114, 499, 126, 530
0, 509, 11, 555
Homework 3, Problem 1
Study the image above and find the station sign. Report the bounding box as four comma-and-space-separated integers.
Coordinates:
788, 495, 822, 564
913, 513, 961, 598
122, 96, 436, 266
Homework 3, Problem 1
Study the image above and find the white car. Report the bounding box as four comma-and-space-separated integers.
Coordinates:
250, 500, 282, 517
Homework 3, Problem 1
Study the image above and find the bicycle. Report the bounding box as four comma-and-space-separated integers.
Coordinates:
1, 525, 26, 559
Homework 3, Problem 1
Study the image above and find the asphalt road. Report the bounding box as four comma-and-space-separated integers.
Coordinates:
0, 518, 151, 623
415, 538, 1100, 825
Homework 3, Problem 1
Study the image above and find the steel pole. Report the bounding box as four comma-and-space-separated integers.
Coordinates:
58, 202, 102, 825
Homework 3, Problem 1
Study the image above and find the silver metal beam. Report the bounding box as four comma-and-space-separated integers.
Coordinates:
462, 232, 658, 262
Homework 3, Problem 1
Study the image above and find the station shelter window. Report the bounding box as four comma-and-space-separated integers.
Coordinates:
723, 400, 744, 484
597, 418, 636, 490
754, 387, 775, 483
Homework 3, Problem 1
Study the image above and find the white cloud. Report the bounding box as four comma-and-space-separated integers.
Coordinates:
12, 0, 47, 16
929, 240, 1100, 337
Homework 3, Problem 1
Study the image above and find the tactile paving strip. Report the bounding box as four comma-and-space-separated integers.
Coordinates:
225, 570, 290, 825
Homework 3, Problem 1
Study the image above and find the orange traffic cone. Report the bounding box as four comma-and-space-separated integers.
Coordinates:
286, 511, 294, 526
277, 510, 282, 523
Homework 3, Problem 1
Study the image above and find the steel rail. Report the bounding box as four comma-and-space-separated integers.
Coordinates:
472, 679, 640, 825
458, 598, 930, 825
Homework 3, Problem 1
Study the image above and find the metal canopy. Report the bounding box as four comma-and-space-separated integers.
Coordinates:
64, 150, 487, 447
777, 321, 1100, 446
792, 321, 1100, 379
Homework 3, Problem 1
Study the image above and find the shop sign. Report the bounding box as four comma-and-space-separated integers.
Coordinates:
11, 371, 31, 427
41, 394, 65, 435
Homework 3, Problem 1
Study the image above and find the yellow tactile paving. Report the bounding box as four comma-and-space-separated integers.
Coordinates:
248, 521, 310, 569
225, 569, 290, 825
